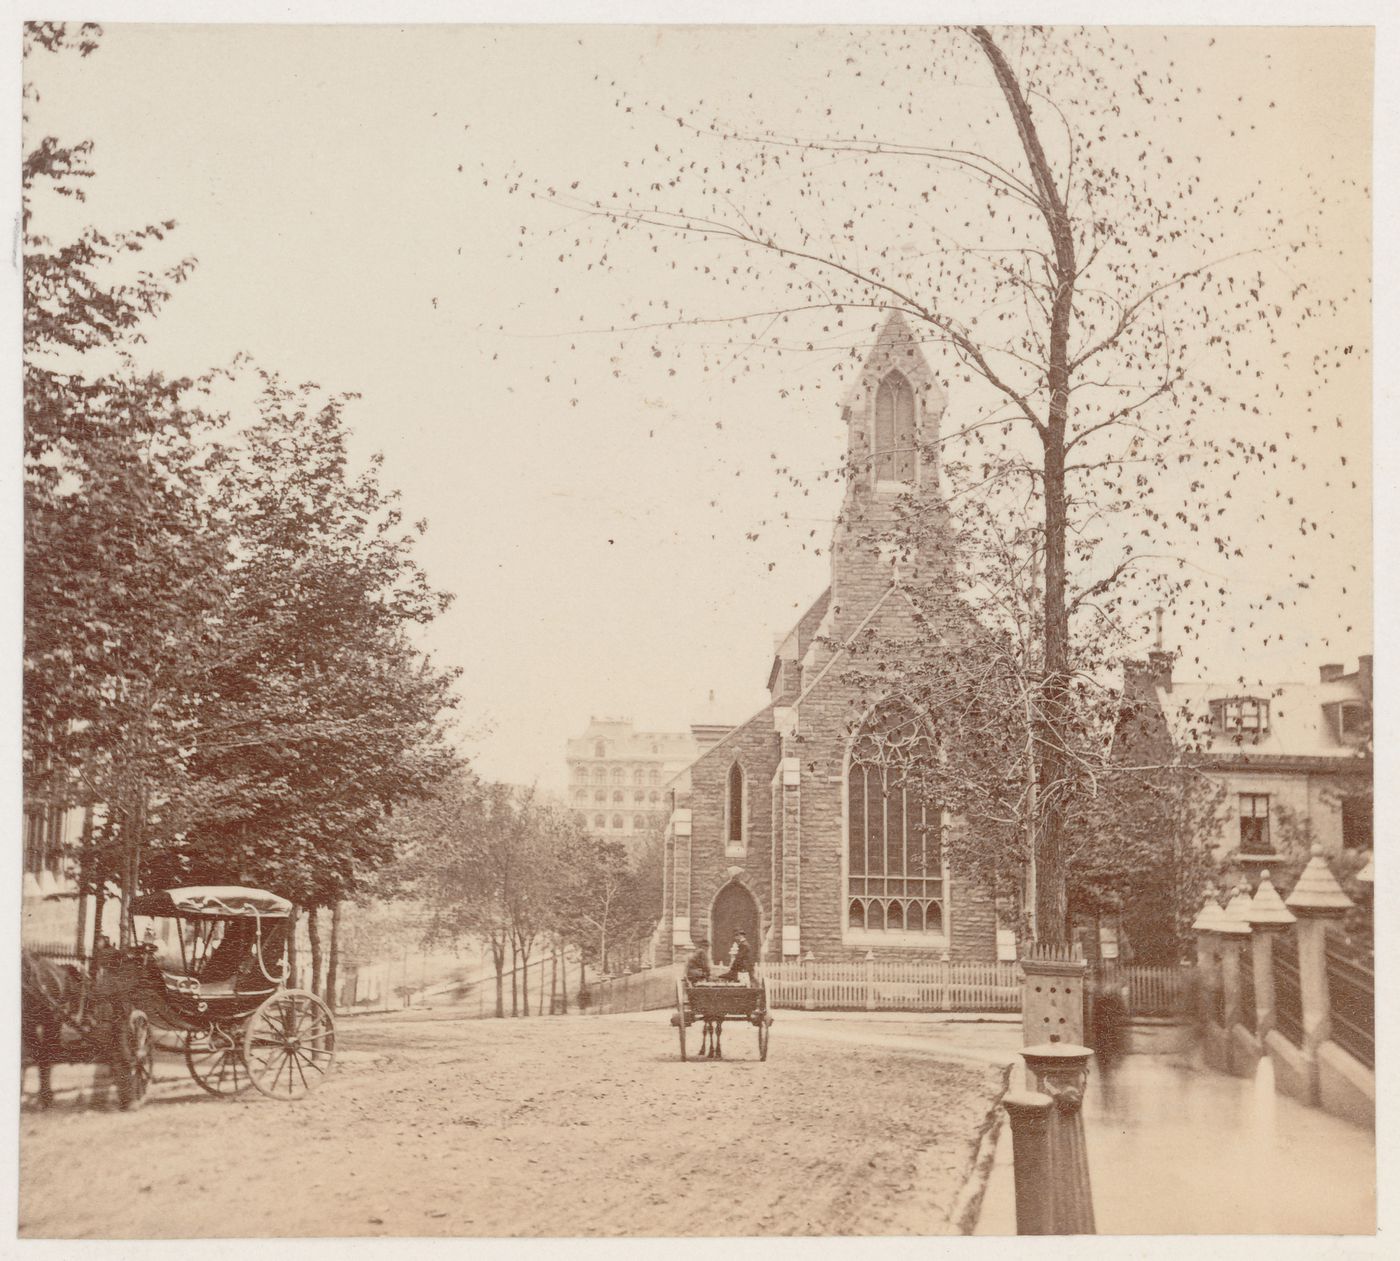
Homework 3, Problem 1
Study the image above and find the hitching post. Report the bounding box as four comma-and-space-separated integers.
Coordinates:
865, 950, 877, 1012
1001, 1091, 1054, 1234
1021, 1042, 1096, 1234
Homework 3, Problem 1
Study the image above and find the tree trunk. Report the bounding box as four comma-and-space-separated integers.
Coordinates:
491, 932, 506, 1018
74, 799, 95, 957
518, 935, 532, 1017
510, 936, 518, 1017
326, 901, 341, 1012
306, 906, 323, 998
551, 950, 559, 1015
972, 25, 1078, 947
287, 906, 299, 988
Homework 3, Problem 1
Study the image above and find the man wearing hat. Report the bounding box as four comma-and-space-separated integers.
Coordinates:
684, 936, 713, 984
719, 931, 755, 984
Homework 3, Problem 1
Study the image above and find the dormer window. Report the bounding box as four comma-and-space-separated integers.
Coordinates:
873, 371, 916, 483
1338, 701, 1367, 742
1210, 696, 1269, 737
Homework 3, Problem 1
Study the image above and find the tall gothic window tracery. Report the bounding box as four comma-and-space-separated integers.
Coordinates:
846, 702, 945, 936
873, 370, 916, 482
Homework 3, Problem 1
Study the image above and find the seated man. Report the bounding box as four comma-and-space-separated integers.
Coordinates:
684, 936, 712, 985
719, 931, 755, 984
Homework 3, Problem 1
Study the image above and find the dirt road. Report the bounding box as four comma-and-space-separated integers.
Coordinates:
20, 1008, 1006, 1238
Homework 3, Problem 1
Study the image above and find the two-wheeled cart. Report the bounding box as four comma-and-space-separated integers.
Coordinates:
670, 976, 772, 1061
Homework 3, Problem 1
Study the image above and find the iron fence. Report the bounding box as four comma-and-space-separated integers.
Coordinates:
1325, 936, 1374, 1069
1273, 932, 1303, 1048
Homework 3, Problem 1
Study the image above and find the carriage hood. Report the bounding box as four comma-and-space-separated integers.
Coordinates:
128, 886, 293, 919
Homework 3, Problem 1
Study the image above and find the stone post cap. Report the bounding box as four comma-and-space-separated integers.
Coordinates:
1218, 885, 1254, 936
1285, 845, 1356, 916
1021, 1043, 1094, 1075
1191, 889, 1230, 933
1246, 870, 1297, 928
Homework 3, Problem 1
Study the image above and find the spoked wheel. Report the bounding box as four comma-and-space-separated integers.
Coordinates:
116, 1009, 155, 1111
673, 978, 689, 1062
185, 1027, 253, 1097
243, 990, 336, 1100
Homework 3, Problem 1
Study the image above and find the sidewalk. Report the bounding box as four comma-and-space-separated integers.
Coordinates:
608, 1007, 1376, 1235
975, 1050, 1376, 1235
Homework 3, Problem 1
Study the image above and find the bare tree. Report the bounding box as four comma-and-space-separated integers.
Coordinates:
501, 26, 1358, 943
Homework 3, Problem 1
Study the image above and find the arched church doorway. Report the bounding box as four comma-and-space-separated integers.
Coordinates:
709, 880, 761, 971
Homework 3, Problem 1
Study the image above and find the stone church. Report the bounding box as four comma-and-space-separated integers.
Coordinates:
657, 312, 1002, 967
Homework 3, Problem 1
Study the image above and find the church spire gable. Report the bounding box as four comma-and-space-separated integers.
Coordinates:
825, 313, 950, 634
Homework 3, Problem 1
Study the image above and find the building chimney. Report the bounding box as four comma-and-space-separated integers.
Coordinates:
1319, 663, 1345, 683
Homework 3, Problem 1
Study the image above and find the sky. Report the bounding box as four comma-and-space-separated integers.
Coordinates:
18, 19, 1375, 793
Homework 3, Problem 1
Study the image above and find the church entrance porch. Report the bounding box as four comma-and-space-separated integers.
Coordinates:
708, 880, 761, 970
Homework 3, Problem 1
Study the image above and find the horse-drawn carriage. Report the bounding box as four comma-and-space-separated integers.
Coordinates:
21, 885, 336, 1107
671, 975, 772, 1061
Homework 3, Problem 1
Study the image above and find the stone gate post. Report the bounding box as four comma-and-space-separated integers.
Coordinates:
1245, 870, 1295, 1041
1285, 847, 1354, 1090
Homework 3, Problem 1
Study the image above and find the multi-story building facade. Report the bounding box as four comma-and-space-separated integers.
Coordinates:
565, 719, 698, 846
1121, 651, 1373, 866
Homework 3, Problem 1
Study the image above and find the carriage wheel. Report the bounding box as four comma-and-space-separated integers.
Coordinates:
675, 979, 689, 1062
243, 990, 336, 1100
116, 1010, 154, 1111
185, 1027, 253, 1097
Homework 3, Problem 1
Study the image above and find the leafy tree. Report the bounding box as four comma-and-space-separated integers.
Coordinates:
24, 23, 221, 943
165, 374, 461, 983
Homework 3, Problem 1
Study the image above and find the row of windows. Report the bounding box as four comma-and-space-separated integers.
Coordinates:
582, 812, 665, 831
574, 766, 664, 786
594, 740, 667, 758
1237, 792, 1371, 855
23, 806, 66, 879
576, 788, 663, 805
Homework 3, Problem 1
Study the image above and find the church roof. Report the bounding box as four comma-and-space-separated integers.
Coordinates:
768, 587, 832, 689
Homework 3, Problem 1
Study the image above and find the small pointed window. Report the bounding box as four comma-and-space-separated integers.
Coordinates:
873, 371, 916, 482
726, 762, 746, 850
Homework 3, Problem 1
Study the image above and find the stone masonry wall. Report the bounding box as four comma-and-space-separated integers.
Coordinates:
674, 705, 781, 962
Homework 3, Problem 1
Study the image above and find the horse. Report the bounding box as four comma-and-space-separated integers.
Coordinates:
21, 951, 85, 1108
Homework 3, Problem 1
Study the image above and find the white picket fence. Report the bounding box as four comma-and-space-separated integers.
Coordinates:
765, 958, 1022, 1012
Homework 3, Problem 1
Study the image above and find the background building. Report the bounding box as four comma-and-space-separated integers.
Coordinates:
565, 718, 699, 848
1123, 651, 1373, 866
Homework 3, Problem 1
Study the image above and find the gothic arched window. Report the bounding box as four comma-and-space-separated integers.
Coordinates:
611, 767, 623, 784
592, 767, 605, 785
873, 370, 916, 483
725, 762, 746, 852
594, 741, 606, 758
594, 814, 606, 828
846, 702, 945, 937
611, 814, 623, 830
633, 814, 645, 830
634, 768, 645, 785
